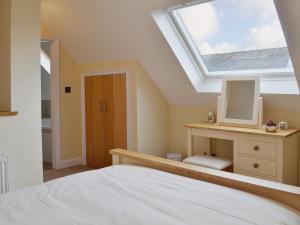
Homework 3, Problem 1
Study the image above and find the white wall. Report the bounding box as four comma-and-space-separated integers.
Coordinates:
0, 0, 43, 190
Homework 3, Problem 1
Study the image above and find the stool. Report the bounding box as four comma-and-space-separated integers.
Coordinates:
167, 153, 182, 162
183, 155, 233, 172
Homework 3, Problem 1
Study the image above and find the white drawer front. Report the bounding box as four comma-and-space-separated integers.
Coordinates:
237, 171, 276, 182
237, 155, 277, 177
237, 171, 277, 182
238, 139, 277, 159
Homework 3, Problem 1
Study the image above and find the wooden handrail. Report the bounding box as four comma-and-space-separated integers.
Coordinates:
110, 149, 300, 211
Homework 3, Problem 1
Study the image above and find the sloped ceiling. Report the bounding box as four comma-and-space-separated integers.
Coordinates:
41, 0, 300, 111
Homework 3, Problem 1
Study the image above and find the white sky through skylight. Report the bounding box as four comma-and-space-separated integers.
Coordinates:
177, 0, 287, 55
173, 0, 294, 74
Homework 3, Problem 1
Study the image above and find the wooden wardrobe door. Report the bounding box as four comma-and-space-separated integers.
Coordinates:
85, 74, 127, 168
112, 74, 127, 149
102, 76, 114, 167
102, 74, 127, 167
85, 76, 105, 168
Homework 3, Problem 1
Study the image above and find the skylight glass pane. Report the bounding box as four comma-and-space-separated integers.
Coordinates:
174, 0, 294, 74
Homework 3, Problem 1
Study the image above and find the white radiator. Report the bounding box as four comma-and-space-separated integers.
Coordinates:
0, 155, 8, 194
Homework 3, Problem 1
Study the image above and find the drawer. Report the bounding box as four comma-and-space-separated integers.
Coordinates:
237, 171, 277, 182
237, 155, 277, 177
238, 139, 277, 159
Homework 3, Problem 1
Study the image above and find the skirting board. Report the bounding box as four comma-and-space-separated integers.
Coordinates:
59, 158, 83, 169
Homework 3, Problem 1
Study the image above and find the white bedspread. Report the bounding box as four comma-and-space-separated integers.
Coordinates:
1, 165, 300, 225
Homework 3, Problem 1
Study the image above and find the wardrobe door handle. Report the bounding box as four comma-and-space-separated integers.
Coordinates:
253, 163, 259, 169
104, 101, 107, 113
99, 101, 103, 113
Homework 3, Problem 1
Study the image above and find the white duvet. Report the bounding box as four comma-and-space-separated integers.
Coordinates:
0, 165, 300, 225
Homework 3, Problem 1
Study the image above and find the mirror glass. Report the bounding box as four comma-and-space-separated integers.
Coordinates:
225, 80, 255, 120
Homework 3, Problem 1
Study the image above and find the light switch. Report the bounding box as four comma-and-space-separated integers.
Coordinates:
65, 87, 71, 93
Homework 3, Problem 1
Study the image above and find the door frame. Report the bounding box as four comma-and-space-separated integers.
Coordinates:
80, 69, 132, 165
41, 37, 61, 169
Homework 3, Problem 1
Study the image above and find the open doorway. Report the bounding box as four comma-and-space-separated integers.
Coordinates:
41, 40, 52, 170
40, 38, 60, 173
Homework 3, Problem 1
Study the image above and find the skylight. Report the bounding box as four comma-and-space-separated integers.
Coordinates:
170, 0, 294, 76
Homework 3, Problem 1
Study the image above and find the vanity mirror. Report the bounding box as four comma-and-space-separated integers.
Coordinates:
217, 77, 262, 128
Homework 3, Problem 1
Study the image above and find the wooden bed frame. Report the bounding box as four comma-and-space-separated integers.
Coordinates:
110, 149, 300, 212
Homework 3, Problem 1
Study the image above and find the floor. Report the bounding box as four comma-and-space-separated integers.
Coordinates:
43, 162, 52, 171
43, 165, 94, 182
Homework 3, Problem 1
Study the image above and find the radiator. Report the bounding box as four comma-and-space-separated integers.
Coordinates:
0, 155, 8, 194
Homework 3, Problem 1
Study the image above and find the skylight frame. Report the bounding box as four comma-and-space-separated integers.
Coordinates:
169, 9, 209, 76
167, 0, 295, 79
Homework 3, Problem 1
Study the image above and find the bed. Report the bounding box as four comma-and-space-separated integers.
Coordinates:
1, 150, 300, 225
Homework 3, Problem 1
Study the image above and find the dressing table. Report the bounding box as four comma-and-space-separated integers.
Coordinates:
185, 123, 299, 185
185, 77, 299, 185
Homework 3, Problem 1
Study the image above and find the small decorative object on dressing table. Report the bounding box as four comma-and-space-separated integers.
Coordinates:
278, 121, 288, 130
185, 77, 299, 185
263, 119, 278, 133
205, 110, 215, 123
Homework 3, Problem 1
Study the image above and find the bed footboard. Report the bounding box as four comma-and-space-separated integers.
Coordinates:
110, 149, 300, 212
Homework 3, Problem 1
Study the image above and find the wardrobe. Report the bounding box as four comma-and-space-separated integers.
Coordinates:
85, 74, 127, 168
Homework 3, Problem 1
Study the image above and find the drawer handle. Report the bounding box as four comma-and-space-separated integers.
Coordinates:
253, 163, 259, 169
253, 146, 260, 151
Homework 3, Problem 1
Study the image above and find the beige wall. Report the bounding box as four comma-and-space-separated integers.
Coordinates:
170, 106, 218, 157
59, 47, 82, 160
0, 0, 43, 190
0, 0, 11, 111
136, 62, 169, 157
42, 27, 83, 161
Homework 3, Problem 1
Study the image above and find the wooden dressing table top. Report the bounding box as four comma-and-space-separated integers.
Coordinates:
185, 123, 300, 138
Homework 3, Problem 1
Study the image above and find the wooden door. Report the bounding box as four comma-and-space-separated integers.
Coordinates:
85, 74, 127, 168
85, 76, 105, 168
112, 74, 127, 149
102, 75, 114, 167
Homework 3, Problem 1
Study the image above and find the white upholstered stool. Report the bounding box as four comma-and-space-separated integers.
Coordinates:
183, 155, 233, 172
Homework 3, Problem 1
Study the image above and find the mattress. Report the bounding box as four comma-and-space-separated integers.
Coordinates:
0, 165, 300, 225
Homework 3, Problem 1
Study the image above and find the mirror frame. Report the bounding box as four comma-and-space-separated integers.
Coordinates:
218, 76, 261, 127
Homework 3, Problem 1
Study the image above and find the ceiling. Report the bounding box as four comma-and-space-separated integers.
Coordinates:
41, 0, 300, 111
